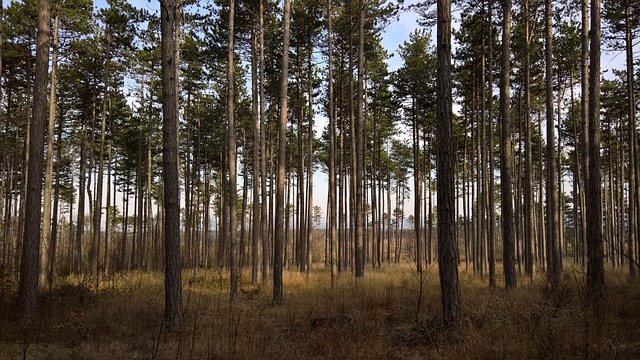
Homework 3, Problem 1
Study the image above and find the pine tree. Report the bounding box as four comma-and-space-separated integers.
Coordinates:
160, 0, 183, 331
436, 0, 461, 325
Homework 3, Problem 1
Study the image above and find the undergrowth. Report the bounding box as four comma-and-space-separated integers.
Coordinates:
0, 264, 638, 359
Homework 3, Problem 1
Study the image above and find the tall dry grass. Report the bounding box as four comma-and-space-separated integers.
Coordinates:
0, 263, 639, 359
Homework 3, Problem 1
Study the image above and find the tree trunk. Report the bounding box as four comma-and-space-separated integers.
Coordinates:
501, 0, 516, 290
487, 0, 496, 287
328, 0, 337, 287
545, 0, 561, 290
354, 0, 365, 279
42, 10, 59, 287
259, 0, 269, 283
625, 0, 637, 278
251, 19, 262, 284
227, 0, 238, 300
436, 0, 461, 324
161, 0, 183, 331
17, 0, 50, 317
240, 138, 248, 268
306, 50, 314, 275
580, 0, 590, 268
586, 0, 606, 310
93, 29, 112, 283
274, 0, 291, 303
523, 0, 534, 280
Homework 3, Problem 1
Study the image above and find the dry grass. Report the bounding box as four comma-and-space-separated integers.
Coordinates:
0, 263, 639, 359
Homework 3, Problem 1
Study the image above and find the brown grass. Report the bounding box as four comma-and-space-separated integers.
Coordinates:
1, 263, 639, 359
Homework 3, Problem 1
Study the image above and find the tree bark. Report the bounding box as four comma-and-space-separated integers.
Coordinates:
328, 0, 337, 287
251, 19, 262, 285
227, 0, 238, 300
487, 0, 496, 287
586, 0, 606, 310
306, 50, 314, 275
42, 9, 59, 286
501, 0, 516, 290
161, 0, 183, 331
624, 0, 637, 278
580, 0, 589, 268
274, 0, 291, 303
354, 0, 365, 279
17, 0, 50, 318
437, 0, 461, 325
259, 0, 269, 283
523, 0, 535, 280
545, 0, 561, 290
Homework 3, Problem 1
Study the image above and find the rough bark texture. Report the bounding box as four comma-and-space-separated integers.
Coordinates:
161, 0, 183, 331
545, 0, 561, 291
227, 0, 238, 301
586, 0, 606, 310
274, 0, 291, 303
500, 0, 516, 290
436, 0, 461, 325
17, 0, 50, 318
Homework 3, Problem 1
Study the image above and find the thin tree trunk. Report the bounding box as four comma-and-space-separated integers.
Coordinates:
501, 0, 516, 290
259, 0, 269, 283
487, 0, 496, 286
42, 9, 59, 286
580, 0, 590, 268
274, 0, 291, 303
328, 0, 337, 287
523, 0, 534, 280
545, 0, 561, 290
354, 0, 365, 279
625, 0, 637, 278
251, 19, 262, 284
227, 0, 238, 300
306, 49, 314, 274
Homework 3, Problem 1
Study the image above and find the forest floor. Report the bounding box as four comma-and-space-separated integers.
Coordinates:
1, 263, 639, 359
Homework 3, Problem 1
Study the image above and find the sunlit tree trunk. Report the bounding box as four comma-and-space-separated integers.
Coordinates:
17, 0, 50, 317
274, 0, 292, 303
42, 9, 59, 286
227, 0, 238, 300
